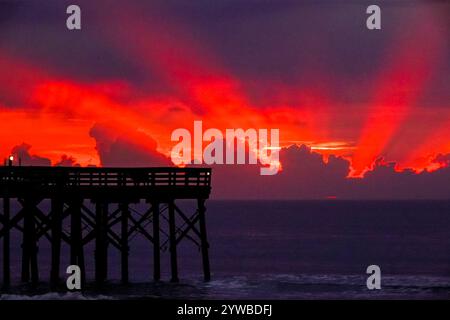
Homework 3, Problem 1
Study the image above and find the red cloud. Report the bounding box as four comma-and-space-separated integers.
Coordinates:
10, 143, 51, 166
89, 123, 172, 167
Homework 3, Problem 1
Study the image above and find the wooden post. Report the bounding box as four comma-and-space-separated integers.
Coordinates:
198, 199, 211, 281
29, 201, 39, 287
70, 203, 77, 265
103, 202, 109, 282
152, 202, 160, 281
50, 198, 63, 289
70, 199, 85, 286
78, 243, 86, 287
95, 201, 108, 285
168, 200, 179, 282
3, 197, 11, 289
21, 198, 31, 283
20, 197, 40, 285
95, 201, 103, 284
120, 203, 129, 284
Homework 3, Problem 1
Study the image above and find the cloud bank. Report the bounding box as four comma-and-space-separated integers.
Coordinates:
207, 145, 450, 199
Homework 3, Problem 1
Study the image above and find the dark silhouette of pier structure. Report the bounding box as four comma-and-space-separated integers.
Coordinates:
0, 166, 211, 290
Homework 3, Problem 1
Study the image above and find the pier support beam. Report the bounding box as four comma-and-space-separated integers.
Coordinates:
70, 199, 85, 286
21, 200, 30, 283
50, 198, 63, 289
152, 202, 160, 281
168, 200, 179, 282
21, 197, 39, 286
119, 203, 129, 284
2, 197, 10, 290
95, 201, 108, 285
198, 199, 211, 281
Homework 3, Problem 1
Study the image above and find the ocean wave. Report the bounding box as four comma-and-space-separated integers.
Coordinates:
0, 292, 113, 300
1, 273, 449, 300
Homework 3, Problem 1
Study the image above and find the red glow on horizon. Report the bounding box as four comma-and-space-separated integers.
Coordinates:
0, 5, 449, 177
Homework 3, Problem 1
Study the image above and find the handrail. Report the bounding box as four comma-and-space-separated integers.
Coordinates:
0, 167, 211, 188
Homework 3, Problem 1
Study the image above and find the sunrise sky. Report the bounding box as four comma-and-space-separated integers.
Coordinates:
0, 0, 449, 189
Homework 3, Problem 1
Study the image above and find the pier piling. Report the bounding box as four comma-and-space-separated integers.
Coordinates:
168, 200, 179, 283
2, 197, 10, 289
152, 201, 161, 281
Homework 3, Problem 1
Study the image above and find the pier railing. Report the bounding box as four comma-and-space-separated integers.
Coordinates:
0, 167, 211, 199
0, 166, 211, 187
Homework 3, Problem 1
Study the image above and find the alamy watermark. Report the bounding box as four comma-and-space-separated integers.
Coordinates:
66, 5, 81, 30
170, 121, 280, 175
366, 264, 382, 290
66, 4, 381, 32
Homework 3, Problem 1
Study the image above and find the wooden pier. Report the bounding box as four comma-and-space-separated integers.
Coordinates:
0, 166, 212, 290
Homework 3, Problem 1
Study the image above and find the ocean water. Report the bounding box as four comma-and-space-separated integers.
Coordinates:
1, 200, 450, 299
